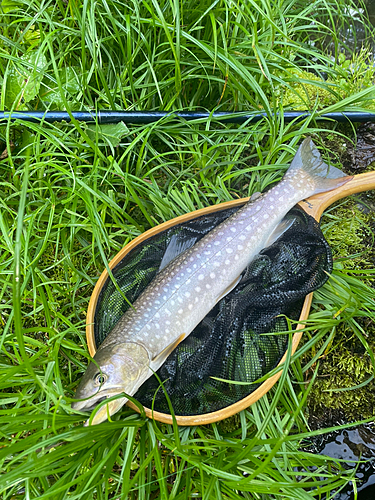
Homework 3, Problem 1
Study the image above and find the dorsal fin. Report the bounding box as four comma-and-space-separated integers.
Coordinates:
158, 233, 198, 272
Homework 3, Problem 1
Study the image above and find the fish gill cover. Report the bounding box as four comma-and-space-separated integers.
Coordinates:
94, 205, 332, 416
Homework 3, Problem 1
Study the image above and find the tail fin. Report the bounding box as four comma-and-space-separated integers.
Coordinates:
284, 137, 352, 195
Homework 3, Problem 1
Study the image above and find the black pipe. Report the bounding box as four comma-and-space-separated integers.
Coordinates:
0, 110, 375, 124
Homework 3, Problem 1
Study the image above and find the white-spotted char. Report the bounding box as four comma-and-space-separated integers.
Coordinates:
72, 138, 352, 424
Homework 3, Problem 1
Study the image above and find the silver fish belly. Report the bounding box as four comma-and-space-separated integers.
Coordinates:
72, 137, 351, 424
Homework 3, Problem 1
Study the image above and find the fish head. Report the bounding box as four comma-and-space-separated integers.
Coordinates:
72, 342, 150, 425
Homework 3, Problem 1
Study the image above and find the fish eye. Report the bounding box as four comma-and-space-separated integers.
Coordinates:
94, 373, 107, 386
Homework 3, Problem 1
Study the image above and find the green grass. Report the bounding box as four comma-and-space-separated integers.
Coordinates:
1, 0, 375, 498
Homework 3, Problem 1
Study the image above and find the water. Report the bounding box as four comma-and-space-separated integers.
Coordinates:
313, 425, 375, 499
338, 0, 375, 55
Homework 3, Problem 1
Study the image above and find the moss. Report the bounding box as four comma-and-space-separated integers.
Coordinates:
307, 328, 375, 421
218, 413, 242, 434
275, 49, 375, 111
322, 199, 375, 271
305, 188, 375, 424
278, 69, 338, 110
336, 48, 375, 104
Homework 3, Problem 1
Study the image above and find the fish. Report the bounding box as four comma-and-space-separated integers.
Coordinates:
72, 137, 351, 425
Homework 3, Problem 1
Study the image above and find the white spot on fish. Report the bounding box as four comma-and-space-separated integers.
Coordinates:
195, 286, 201, 292
166, 320, 170, 325
178, 308, 183, 314
187, 268, 192, 273
225, 259, 230, 265
263, 214, 269, 219
213, 262, 220, 267
188, 304, 193, 310
206, 284, 211, 289
239, 235, 246, 241
214, 241, 220, 246
237, 244, 244, 250
146, 324, 151, 330
226, 237, 232, 242
178, 296, 183, 304
165, 329, 170, 334
185, 292, 191, 298
210, 272, 215, 279
198, 274, 204, 280
155, 312, 160, 319
226, 248, 233, 254
155, 323, 160, 329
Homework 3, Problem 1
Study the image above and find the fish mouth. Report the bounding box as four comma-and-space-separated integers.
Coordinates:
71, 387, 130, 425
72, 395, 108, 412
84, 396, 129, 426
72, 388, 125, 412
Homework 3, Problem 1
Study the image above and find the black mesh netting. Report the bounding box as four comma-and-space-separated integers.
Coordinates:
94, 205, 332, 416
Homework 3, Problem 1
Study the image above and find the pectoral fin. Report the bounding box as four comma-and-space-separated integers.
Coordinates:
151, 333, 186, 369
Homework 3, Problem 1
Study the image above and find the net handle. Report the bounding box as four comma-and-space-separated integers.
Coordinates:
298, 171, 375, 221
87, 170, 375, 425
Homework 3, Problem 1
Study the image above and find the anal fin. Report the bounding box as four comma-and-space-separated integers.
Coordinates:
264, 217, 296, 248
